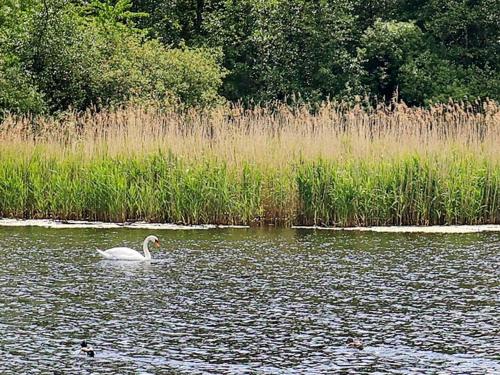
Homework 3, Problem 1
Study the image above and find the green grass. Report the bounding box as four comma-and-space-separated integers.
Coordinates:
1, 102, 498, 226
295, 155, 499, 226
0, 151, 497, 226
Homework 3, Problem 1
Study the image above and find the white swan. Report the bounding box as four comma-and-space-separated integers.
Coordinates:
97, 235, 160, 261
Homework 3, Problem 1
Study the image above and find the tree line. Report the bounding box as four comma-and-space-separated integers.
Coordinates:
1, 0, 498, 115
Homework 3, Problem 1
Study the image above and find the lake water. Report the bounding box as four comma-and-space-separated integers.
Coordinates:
0, 227, 498, 374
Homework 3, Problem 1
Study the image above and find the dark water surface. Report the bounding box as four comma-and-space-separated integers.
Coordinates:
0, 227, 498, 374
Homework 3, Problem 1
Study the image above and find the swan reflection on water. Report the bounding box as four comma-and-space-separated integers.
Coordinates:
96, 258, 169, 275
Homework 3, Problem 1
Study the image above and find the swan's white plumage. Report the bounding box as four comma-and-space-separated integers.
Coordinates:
97, 247, 146, 260
97, 235, 159, 261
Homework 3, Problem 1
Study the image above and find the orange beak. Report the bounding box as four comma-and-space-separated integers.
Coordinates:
155, 240, 160, 248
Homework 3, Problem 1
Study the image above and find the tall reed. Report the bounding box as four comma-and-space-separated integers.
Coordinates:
0, 100, 498, 225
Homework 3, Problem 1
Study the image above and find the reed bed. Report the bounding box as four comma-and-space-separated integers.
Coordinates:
0, 101, 499, 226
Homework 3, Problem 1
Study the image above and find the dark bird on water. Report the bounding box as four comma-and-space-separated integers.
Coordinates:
80, 340, 95, 357
346, 337, 364, 350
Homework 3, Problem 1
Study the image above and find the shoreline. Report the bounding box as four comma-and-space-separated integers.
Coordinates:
292, 225, 500, 233
1, 219, 499, 233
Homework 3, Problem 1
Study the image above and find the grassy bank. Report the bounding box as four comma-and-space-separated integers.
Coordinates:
0, 101, 499, 226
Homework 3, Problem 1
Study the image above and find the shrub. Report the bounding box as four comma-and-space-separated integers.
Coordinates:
0, 0, 226, 114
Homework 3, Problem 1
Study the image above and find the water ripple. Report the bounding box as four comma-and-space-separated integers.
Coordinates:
0, 228, 498, 373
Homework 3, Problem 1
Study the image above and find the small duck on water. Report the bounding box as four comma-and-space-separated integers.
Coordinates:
80, 340, 95, 357
346, 337, 364, 350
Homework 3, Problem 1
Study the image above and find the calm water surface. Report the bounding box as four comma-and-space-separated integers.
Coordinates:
0, 227, 498, 374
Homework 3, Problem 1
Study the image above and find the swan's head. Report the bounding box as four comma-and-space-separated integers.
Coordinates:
146, 235, 160, 248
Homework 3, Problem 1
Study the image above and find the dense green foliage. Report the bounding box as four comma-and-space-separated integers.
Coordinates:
1, 0, 498, 114
0, 0, 225, 114
0, 153, 497, 225
132, 0, 499, 104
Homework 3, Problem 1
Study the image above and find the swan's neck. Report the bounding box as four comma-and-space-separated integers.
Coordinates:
142, 239, 152, 260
